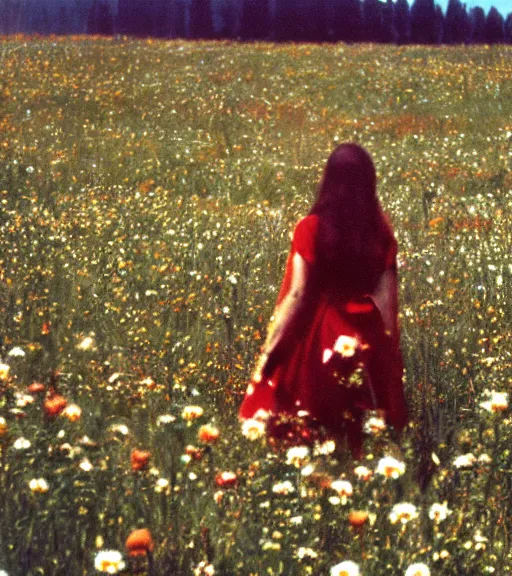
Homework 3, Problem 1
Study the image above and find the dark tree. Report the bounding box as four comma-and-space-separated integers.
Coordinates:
87, 0, 114, 35
505, 13, 512, 43
117, 0, 153, 36
410, 0, 438, 44
152, 0, 176, 38
394, 0, 410, 44
218, 0, 239, 38
433, 4, 444, 43
274, 0, 297, 41
363, 0, 383, 42
190, 0, 214, 39
470, 6, 486, 42
302, 0, 328, 42
380, 0, 397, 43
240, 0, 270, 40
485, 6, 505, 43
443, 0, 470, 43
331, 0, 363, 42
174, 0, 189, 37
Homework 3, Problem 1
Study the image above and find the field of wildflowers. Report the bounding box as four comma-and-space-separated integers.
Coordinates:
0, 36, 511, 575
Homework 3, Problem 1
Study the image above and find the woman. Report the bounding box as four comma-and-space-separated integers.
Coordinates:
239, 143, 408, 458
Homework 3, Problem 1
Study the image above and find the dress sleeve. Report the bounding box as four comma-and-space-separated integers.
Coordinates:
291, 215, 319, 265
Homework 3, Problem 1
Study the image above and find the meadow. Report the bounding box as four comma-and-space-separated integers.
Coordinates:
0, 36, 511, 576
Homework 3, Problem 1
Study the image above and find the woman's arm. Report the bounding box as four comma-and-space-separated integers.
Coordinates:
372, 267, 399, 339
254, 252, 308, 382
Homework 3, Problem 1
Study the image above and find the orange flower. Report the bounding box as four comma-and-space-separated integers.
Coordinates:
125, 528, 154, 557
27, 382, 45, 394
198, 424, 220, 444
348, 510, 369, 527
131, 449, 151, 472
43, 395, 67, 418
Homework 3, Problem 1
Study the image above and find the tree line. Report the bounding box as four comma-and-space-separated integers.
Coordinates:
1, 0, 511, 45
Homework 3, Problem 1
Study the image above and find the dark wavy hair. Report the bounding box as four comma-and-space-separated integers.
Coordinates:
309, 143, 392, 296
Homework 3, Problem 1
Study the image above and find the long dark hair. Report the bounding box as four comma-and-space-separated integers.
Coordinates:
309, 143, 392, 296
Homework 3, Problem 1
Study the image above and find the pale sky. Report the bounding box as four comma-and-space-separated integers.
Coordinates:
435, 0, 511, 15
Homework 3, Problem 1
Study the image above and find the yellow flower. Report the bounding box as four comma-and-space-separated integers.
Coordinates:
0, 362, 10, 380
29, 478, 49, 493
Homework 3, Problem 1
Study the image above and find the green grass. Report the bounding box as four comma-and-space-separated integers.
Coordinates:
0, 36, 511, 575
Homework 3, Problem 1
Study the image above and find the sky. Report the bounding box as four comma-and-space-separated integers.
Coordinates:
435, 0, 511, 14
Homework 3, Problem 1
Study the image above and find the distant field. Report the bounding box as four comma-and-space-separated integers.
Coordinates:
0, 37, 511, 575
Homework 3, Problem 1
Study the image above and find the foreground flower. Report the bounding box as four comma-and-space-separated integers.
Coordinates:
156, 414, 176, 426
8, 347, 25, 357
193, 561, 215, 575
363, 416, 387, 435
333, 335, 359, 358
29, 478, 49, 493
348, 510, 369, 527
389, 503, 419, 524
296, 547, 318, 559
215, 471, 238, 488
330, 480, 353, 504
26, 382, 45, 394
182, 405, 204, 421
480, 390, 508, 413
0, 417, 7, 436
43, 395, 67, 418
330, 560, 360, 576
13, 437, 31, 450
198, 424, 220, 444
405, 563, 430, 576
241, 418, 266, 440
62, 404, 82, 422
0, 363, 10, 380
353, 465, 373, 481
155, 478, 170, 494
429, 502, 451, 522
76, 335, 95, 351
94, 550, 126, 573
286, 446, 310, 467
453, 453, 476, 469
110, 423, 129, 436
272, 480, 295, 495
376, 456, 405, 479
79, 458, 93, 472
131, 449, 151, 472
125, 528, 154, 557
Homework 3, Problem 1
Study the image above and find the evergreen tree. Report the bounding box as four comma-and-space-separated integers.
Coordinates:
302, 0, 328, 42
485, 6, 505, 43
274, 0, 297, 41
363, 0, 383, 42
174, 0, 189, 38
443, 0, 469, 43
240, 0, 270, 40
87, 0, 114, 35
470, 6, 486, 42
410, 0, 438, 44
380, 0, 397, 43
331, 0, 363, 43
433, 4, 444, 43
117, 0, 153, 36
394, 0, 410, 44
190, 0, 214, 39
505, 13, 512, 43
152, 0, 175, 37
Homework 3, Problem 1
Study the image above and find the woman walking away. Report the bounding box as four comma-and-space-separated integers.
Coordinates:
239, 143, 408, 459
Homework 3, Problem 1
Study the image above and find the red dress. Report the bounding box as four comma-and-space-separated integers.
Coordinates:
239, 214, 408, 456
